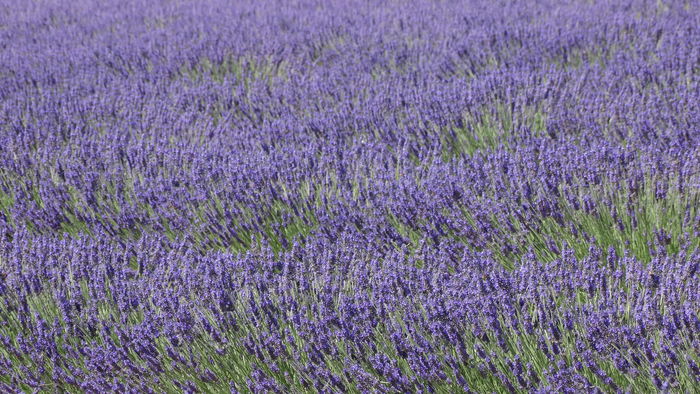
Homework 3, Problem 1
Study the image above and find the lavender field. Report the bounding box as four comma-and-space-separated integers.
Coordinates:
1, 0, 699, 392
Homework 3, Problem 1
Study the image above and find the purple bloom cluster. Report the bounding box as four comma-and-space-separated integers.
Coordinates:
1, 0, 699, 391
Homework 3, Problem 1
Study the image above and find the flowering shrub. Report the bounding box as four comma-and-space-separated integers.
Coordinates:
0, 0, 699, 391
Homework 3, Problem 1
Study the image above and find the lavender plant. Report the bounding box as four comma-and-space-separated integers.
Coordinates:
1, 0, 699, 392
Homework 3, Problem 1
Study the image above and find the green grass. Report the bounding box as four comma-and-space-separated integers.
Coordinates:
441, 101, 547, 159
511, 175, 698, 264
178, 55, 289, 85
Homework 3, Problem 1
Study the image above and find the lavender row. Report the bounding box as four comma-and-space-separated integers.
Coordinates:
0, 228, 698, 391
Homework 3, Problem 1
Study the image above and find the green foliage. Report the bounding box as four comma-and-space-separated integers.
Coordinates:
442, 101, 547, 159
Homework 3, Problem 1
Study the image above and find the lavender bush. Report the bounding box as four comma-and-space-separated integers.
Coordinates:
1, 0, 699, 392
